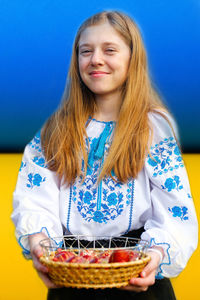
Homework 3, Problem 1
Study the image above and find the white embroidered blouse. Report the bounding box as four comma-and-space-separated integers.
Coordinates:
11, 112, 198, 278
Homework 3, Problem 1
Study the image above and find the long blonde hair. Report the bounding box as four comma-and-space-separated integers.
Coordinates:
41, 11, 169, 185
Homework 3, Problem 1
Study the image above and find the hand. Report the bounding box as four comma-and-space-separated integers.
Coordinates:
121, 247, 163, 292
28, 233, 58, 288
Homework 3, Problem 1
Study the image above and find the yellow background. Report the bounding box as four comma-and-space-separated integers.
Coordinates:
0, 154, 199, 300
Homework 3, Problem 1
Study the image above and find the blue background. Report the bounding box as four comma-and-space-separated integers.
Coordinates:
0, 0, 200, 152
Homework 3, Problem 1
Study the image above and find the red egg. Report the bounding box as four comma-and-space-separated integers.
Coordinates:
109, 249, 130, 263
53, 250, 75, 262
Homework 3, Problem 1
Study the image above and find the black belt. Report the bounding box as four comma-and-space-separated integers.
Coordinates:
123, 227, 144, 239
62, 227, 144, 249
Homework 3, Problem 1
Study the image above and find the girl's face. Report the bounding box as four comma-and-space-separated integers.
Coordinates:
78, 21, 131, 98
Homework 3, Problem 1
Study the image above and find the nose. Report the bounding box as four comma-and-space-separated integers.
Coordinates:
90, 49, 104, 66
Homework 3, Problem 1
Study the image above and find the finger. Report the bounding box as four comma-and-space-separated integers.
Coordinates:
129, 274, 155, 287
140, 252, 159, 277
141, 261, 155, 277
31, 245, 48, 273
32, 244, 43, 258
37, 271, 58, 289
33, 257, 49, 273
121, 284, 148, 292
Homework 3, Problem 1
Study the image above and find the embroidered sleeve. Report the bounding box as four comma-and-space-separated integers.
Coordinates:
142, 112, 198, 278
11, 131, 63, 258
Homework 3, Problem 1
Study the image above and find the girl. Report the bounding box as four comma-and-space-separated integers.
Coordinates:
12, 10, 198, 300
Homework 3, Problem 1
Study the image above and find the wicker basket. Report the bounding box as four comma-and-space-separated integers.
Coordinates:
39, 235, 150, 289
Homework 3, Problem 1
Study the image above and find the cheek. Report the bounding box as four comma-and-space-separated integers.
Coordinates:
79, 56, 89, 68
78, 58, 85, 74
121, 59, 130, 78
119, 50, 131, 73
111, 55, 130, 74
79, 62, 89, 82
115, 62, 129, 78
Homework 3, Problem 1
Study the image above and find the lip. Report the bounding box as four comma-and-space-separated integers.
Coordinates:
89, 71, 109, 77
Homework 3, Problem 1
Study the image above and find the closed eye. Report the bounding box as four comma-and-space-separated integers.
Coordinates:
105, 48, 116, 54
82, 50, 91, 53
79, 49, 92, 55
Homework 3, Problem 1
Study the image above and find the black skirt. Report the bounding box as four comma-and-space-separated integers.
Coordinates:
47, 228, 176, 300
47, 279, 176, 300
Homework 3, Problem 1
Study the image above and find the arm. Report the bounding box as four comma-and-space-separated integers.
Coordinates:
141, 112, 198, 278
11, 132, 63, 257
123, 112, 198, 291
28, 232, 57, 288
11, 132, 63, 287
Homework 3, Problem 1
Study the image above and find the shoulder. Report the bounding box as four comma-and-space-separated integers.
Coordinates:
145, 111, 184, 180
27, 131, 43, 154
23, 130, 47, 168
148, 110, 179, 144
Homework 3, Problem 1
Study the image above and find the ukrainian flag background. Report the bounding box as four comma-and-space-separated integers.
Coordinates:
0, 1, 199, 299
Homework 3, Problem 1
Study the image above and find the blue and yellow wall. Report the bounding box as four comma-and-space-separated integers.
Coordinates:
1, 1, 199, 299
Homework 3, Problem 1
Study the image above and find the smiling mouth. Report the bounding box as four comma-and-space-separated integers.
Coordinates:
89, 71, 109, 77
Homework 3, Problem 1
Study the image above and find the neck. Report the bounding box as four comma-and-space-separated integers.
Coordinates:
93, 91, 123, 122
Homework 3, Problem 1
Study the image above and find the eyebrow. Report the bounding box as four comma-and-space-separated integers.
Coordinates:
79, 42, 119, 49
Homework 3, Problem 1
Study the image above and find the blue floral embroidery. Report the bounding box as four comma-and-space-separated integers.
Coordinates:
161, 175, 183, 192
102, 188, 124, 220
72, 176, 133, 224
19, 161, 26, 172
29, 132, 42, 153
32, 156, 46, 168
174, 145, 181, 156
107, 193, 118, 206
83, 191, 93, 204
26, 173, 46, 188
69, 122, 133, 224
124, 180, 135, 234
148, 156, 161, 167
93, 211, 104, 223
168, 206, 188, 220
147, 137, 184, 177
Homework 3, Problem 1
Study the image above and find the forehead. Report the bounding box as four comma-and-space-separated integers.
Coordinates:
79, 21, 127, 47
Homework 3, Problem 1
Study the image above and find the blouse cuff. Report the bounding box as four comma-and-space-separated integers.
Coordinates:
18, 227, 57, 259
149, 237, 171, 278
148, 248, 164, 265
